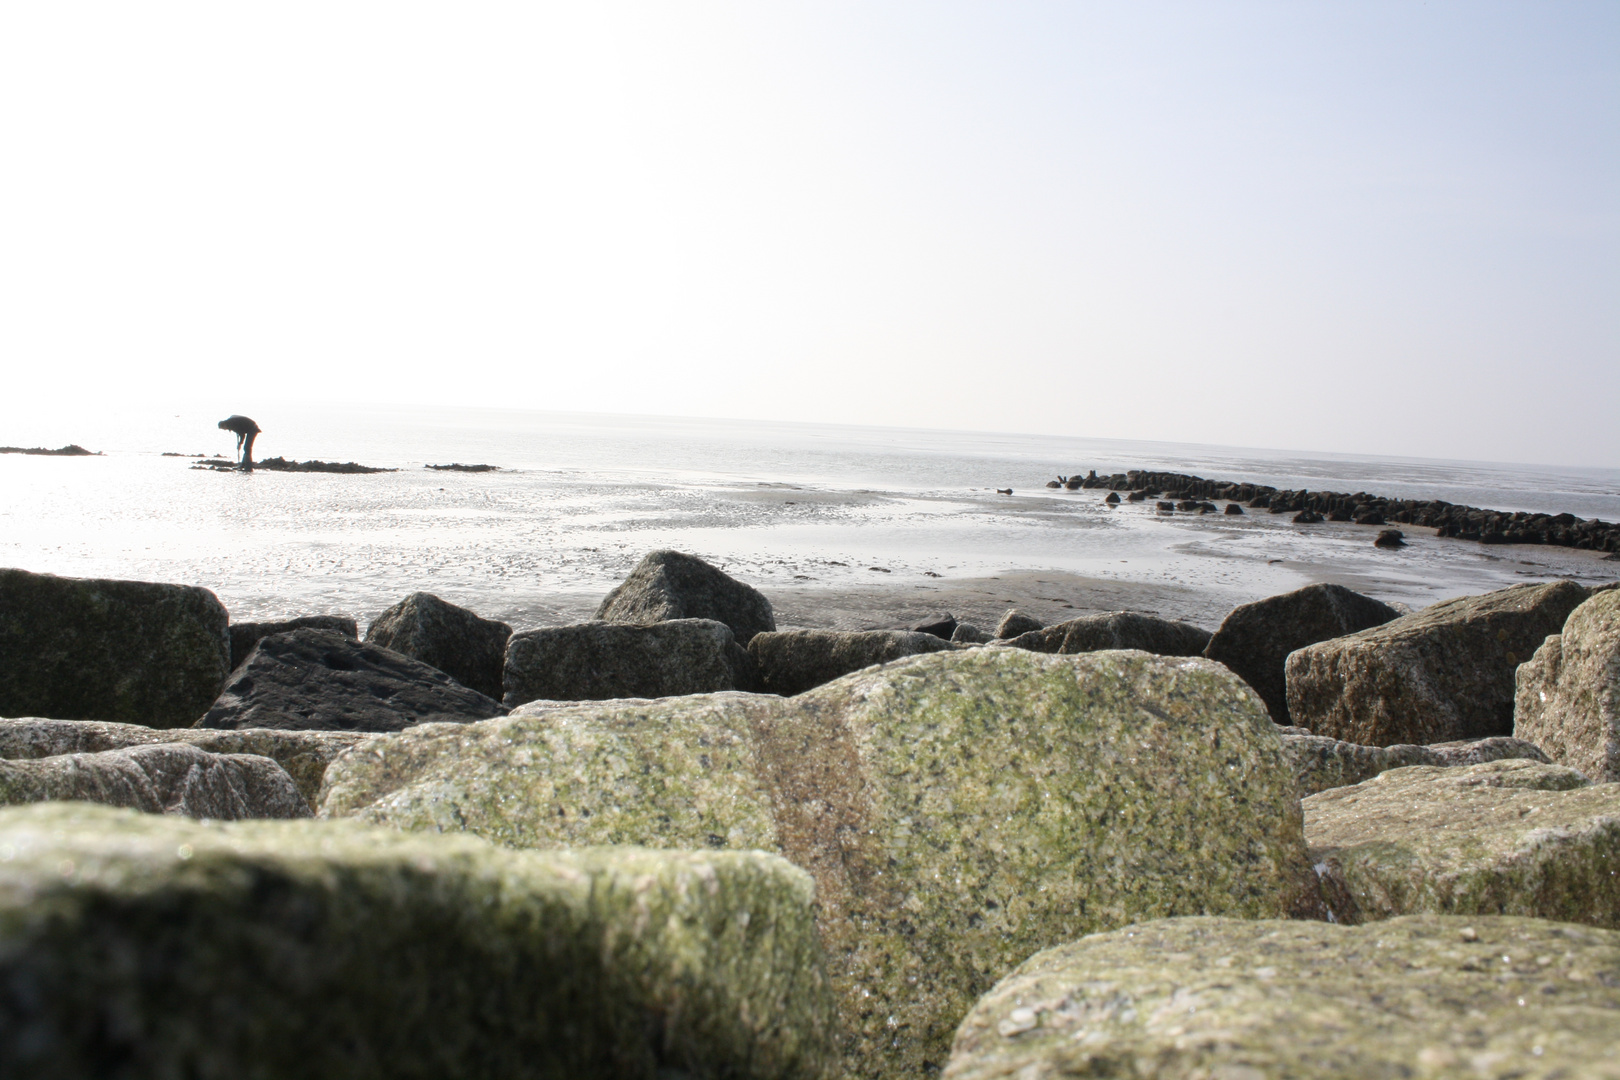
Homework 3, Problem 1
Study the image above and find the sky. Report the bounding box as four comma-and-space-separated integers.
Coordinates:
1, 2, 1615, 467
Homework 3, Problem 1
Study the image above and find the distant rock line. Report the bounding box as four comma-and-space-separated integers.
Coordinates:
1070, 468, 1620, 554
192, 456, 397, 474
425, 463, 499, 472
0, 444, 98, 456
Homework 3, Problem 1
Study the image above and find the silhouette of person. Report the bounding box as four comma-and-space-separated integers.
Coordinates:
218, 415, 260, 470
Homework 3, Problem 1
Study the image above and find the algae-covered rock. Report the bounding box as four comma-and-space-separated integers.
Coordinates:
1203, 582, 1400, 723
595, 550, 776, 645
1516, 588, 1620, 781
321, 648, 1317, 1079
746, 628, 957, 696
1305, 758, 1620, 927
503, 619, 757, 706
364, 591, 511, 700
0, 568, 230, 728
1001, 612, 1210, 657
0, 802, 833, 1080
0, 742, 309, 819
943, 915, 1620, 1080
230, 614, 357, 669
201, 629, 506, 732
0, 716, 373, 810
1282, 732, 1550, 796
1286, 580, 1590, 746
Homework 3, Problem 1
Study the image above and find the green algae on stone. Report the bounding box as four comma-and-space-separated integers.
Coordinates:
321, 648, 1318, 1080
1281, 732, 1550, 797
1515, 587, 1620, 782
0, 742, 310, 819
0, 802, 833, 1080
943, 914, 1620, 1080
0, 716, 375, 810
1306, 758, 1620, 927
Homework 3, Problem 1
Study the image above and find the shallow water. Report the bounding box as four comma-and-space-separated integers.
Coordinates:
2, 403, 1617, 630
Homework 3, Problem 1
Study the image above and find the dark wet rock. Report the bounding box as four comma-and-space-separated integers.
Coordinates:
1307, 759, 1620, 927
1223, 502, 1243, 514
950, 622, 992, 645
911, 613, 958, 640
994, 609, 1044, 639
364, 592, 511, 700
322, 648, 1318, 1080
504, 619, 756, 706
944, 914, 1620, 1080
1155, 500, 1175, 511
1281, 732, 1550, 797
231, 615, 358, 669
0, 717, 372, 810
1286, 581, 1589, 745
1516, 588, 1620, 782
1203, 583, 1401, 724
424, 463, 499, 472
199, 629, 505, 733
0, 444, 97, 456
594, 550, 775, 645
1126, 490, 1146, 502
1292, 509, 1323, 523
1064, 477, 1082, 490
747, 629, 955, 696
230, 457, 396, 474
1002, 612, 1211, 657
1375, 528, 1406, 548
0, 742, 310, 819
0, 568, 230, 728
1104, 492, 1120, 504
0, 803, 833, 1080
1044, 480, 1061, 488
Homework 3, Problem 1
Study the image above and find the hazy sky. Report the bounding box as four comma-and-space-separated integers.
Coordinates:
2, 2, 1615, 466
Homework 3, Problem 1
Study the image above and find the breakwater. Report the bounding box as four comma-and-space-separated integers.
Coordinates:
1076, 469, 1620, 554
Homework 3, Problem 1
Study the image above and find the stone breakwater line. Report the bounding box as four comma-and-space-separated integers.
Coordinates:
1074, 468, 1620, 553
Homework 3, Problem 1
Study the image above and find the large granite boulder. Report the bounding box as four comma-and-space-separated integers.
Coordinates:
746, 629, 956, 696
1286, 581, 1590, 745
364, 592, 511, 700
1203, 583, 1400, 723
0, 742, 309, 819
1516, 588, 1620, 782
1001, 612, 1210, 657
200, 629, 505, 733
595, 550, 775, 645
503, 619, 757, 707
0, 803, 833, 1080
230, 615, 357, 669
0, 568, 230, 728
321, 648, 1319, 1079
0, 716, 372, 810
1282, 731, 1550, 797
944, 915, 1620, 1080
1306, 758, 1620, 927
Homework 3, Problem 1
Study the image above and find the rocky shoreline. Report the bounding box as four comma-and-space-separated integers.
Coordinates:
1, 554, 1618, 1077
1064, 467, 1620, 554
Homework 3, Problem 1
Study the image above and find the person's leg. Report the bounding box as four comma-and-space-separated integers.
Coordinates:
242, 431, 257, 470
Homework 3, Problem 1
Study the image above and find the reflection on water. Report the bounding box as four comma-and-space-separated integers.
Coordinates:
1, 404, 1616, 629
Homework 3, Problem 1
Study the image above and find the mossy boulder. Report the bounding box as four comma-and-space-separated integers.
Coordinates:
503, 619, 758, 706
1516, 588, 1620, 782
596, 550, 776, 645
0, 716, 373, 810
944, 915, 1620, 1080
364, 592, 511, 700
0, 742, 309, 819
1286, 580, 1590, 746
0, 802, 833, 1079
746, 628, 957, 696
0, 568, 230, 728
1001, 612, 1210, 657
321, 648, 1318, 1079
1203, 583, 1400, 723
1282, 732, 1549, 796
1306, 758, 1620, 926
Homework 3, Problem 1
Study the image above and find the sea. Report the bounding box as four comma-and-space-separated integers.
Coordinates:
3, 403, 1618, 631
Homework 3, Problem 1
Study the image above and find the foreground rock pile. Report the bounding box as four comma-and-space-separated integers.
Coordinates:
2, 553, 1619, 1076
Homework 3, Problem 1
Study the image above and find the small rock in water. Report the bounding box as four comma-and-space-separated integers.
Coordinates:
1293, 510, 1324, 523
1104, 492, 1120, 504
1224, 502, 1244, 514
1374, 529, 1406, 548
